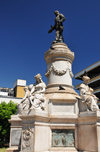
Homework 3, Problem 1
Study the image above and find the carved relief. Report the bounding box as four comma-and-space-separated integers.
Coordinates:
45, 63, 73, 77
22, 128, 34, 152
52, 129, 75, 147
68, 68, 74, 78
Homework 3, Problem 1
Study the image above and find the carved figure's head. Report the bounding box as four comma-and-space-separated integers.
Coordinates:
54, 10, 59, 16
35, 73, 42, 83
28, 84, 33, 91
24, 86, 28, 91
82, 76, 90, 84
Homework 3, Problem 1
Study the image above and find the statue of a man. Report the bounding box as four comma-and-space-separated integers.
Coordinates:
79, 75, 99, 112
48, 10, 65, 43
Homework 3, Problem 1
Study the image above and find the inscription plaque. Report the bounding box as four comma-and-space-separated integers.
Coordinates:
52, 129, 75, 147
52, 102, 74, 113
11, 130, 21, 146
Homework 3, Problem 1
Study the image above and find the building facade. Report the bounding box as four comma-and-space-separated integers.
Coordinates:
0, 79, 26, 104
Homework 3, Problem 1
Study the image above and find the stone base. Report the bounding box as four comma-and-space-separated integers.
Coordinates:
78, 111, 100, 152
9, 115, 22, 149
49, 147, 78, 152
6, 147, 18, 152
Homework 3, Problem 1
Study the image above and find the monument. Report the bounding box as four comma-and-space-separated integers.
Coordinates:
7, 11, 100, 152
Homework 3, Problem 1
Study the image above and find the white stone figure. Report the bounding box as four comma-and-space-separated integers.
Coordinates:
79, 76, 99, 112
29, 73, 46, 110
17, 86, 31, 114
18, 74, 46, 114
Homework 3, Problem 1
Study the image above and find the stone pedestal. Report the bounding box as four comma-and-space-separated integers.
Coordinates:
6, 147, 18, 152
19, 100, 78, 152
8, 42, 100, 152
6, 115, 22, 152
45, 43, 74, 89
16, 42, 79, 152
78, 111, 100, 152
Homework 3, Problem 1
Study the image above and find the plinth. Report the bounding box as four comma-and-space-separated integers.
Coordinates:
7, 42, 100, 152
44, 42, 79, 152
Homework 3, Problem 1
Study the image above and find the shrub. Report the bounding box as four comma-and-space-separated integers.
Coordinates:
0, 101, 17, 147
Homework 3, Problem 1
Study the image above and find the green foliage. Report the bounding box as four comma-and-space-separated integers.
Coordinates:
0, 101, 17, 147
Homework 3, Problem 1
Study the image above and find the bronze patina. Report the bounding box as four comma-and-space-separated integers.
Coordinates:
48, 10, 65, 43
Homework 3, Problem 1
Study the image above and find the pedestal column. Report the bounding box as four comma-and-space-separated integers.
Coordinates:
45, 43, 74, 90
44, 42, 79, 152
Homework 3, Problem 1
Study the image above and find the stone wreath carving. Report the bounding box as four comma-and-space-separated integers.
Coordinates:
68, 68, 74, 78
45, 63, 73, 78
22, 128, 33, 151
18, 73, 46, 114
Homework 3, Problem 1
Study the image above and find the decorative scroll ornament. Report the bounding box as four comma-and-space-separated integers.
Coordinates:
22, 128, 33, 151
45, 63, 74, 78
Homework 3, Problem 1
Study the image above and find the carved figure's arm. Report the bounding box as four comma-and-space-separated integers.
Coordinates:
30, 86, 35, 95
21, 91, 28, 102
35, 83, 46, 93
59, 14, 65, 22
39, 86, 45, 93
48, 25, 55, 33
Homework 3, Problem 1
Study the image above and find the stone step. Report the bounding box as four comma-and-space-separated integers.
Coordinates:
6, 147, 18, 152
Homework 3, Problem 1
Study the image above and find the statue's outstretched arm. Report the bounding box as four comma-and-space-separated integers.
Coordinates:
48, 25, 55, 33
30, 86, 35, 95
21, 91, 28, 102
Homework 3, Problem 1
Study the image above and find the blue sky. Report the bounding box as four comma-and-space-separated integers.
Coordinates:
0, 0, 100, 88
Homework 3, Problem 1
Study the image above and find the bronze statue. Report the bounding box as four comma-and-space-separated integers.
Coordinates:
48, 10, 65, 43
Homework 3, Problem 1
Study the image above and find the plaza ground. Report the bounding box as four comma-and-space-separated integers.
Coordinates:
0, 148, 7, 152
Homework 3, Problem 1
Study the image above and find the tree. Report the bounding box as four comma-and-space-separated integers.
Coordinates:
0, 101, 17, 147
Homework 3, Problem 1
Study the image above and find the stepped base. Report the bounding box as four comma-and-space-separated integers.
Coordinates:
6, 147, 18, 152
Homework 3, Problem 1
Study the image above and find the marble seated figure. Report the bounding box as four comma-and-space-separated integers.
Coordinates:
29, 73, 46, 110
18, 73, 46, 114
79, 75, 99, 112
